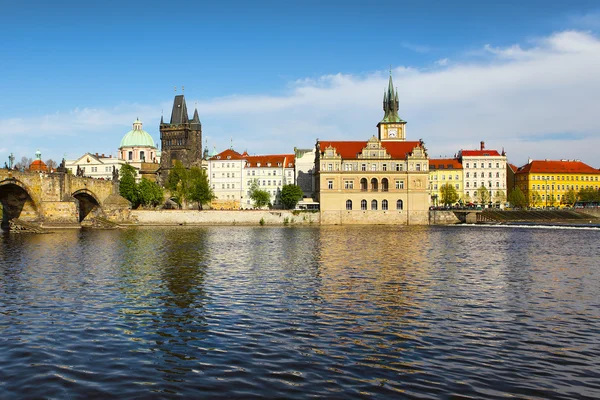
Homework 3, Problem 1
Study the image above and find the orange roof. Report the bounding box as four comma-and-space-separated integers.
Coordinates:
507, 163, 519, 172
29, 159, 48, 172
460, 149, 502, 157
429, 158, 463, 170
245, 154, 295, 168
318, 140, 423, 159
209, 149, 245, 160
516, 160, 600, 175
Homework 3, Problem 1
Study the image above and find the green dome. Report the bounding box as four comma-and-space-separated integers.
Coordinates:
119, 119, 156, 149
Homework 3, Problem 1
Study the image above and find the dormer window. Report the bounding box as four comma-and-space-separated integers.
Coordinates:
267, 163, 271, 167
227, 156, 231, 159
217, 156, 221, 159
257, 163, 261, 167
277, 163, 281, 167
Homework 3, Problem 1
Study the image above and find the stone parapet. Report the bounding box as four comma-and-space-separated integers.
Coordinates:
130, 210, 319, 226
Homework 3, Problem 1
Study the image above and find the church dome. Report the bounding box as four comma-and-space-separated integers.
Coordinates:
29, 149, 48, 172
119, 119, 156, 149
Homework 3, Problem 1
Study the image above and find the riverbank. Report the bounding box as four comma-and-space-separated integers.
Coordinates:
129, 209, 319, 226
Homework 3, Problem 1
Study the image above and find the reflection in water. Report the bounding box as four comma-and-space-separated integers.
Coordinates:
1, 225, 600, 399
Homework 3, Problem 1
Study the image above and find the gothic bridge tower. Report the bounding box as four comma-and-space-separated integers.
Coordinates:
159, 94, 202, 179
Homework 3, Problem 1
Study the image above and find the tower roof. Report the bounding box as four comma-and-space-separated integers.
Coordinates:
381, 72, 405, 123
170, 95, 189, 125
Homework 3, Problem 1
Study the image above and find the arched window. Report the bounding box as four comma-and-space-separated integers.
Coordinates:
371, 178, 378, 191
361, 199, 367, 210
381, 178, 389, 192
360, 178, 368, 191
396, 199, 403, 210
346, 199, 352, 210
382, 200, 388, 210
140, 151, 145, 161
371, 199, 378, 210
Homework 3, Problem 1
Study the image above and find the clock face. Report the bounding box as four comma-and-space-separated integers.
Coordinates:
388, 128, 398, 138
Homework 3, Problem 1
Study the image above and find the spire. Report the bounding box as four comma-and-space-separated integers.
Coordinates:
169, 95, 189, 124
381, 70, 405, 123
192, 108, 200, 123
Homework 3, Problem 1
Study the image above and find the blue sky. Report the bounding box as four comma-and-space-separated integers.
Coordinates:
1, 0, 600, 167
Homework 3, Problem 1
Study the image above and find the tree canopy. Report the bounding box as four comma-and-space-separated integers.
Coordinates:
507, 187, 527, 208
578, 187, 600, 203
280, 184, 304, 209
475, 185, 490, 205
119, 163, 139, 208
249, 180, 271, 208
440, 183, 459, 206
138, 178, 164, 208
187, 167, 215, 209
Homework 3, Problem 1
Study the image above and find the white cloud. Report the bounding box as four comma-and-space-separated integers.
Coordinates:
1, 30, 600, 167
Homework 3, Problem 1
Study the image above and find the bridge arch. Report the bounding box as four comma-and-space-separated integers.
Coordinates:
0, 178, 41, 229
72, 189, 103, 223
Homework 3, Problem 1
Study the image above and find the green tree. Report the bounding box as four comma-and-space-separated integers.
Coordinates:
578, 187, 600, 203
563, 188, 577, 206
440, 183, 459, 206
493, 189, 506, 206
138, 178, 164, 208
507, 187, 527, 208
166, 161, 190, 207
280, 184, 304, 209
119, 163, 139, 208
529, 190, 542, 208
475, 185, 490, 205
187, 167, 215, 210
249, 179, 271, 208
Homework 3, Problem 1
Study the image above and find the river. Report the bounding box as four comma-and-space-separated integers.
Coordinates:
1, 225, 599, 399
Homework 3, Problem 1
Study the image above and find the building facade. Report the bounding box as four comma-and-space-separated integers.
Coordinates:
315, 74, 430, 225
66, 153, 124, 180
159, 94, 202, 180
515, 159, 600, 207
294, 147, 316, 199
119, 119, 160, 164
428, 158, 464, 206
458, 142, 507, 206
207, 150, 295, 209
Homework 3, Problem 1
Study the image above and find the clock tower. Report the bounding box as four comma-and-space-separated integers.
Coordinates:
377, 72, 406, 141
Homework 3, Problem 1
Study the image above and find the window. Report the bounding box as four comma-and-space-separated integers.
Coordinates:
396, 199, 403, 210
381, 178, 389, 192
474, 172, 477, 178
395, 180, 404, 189
344, 180, 354, 189
360, 178, 368, 191
416, 164, 421, 171
361, 164, 367, 171
496, 182, 499, 187
466, 172, 470, 178
481, 163, 485, 168
328, 164, 333, 171
455, 175, 459, 180
344, 164, 352, 171
370, 178, 378, 191
489, 172, 492, 178
232, 173, 235, 178
496, 172, 500, 178
346, 200, 352, 210
371, 200, 378, 210
434, 184, 438, 190
361, 200, 367, 210
442, 175, 446, 180
466, 182, 470, 188
252, 171, 255, 176
140, 151, 145, 161
466, 163, 470, 168
455, 184, 459, 190
371, 163, 376, 171
227, 173, 230, 178
382, 200, 388, 210
489, 163, 492, 168
496, 163, 499, 168
328, 180, 333, 189
382, 164, 387, 171
128, 151, 133, 161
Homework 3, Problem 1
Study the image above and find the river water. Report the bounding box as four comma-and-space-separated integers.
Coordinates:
1, 225, 599, 399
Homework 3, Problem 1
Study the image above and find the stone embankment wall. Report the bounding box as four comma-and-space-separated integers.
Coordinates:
320, 210, 429, 225
130, 210, 319, 226
428, 211, 461, 224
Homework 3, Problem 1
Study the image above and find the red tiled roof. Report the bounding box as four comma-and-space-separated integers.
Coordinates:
460, 149, 502, 157
516, 160, 600, 174
318, 140, 422, 159
209, 149, 245, 160
29, 159, 48, 172
429, 158, 463, 169
245, 154, 295, 168
507, 163, 519, 172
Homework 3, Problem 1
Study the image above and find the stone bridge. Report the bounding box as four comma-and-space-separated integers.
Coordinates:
0, 169, 131, 230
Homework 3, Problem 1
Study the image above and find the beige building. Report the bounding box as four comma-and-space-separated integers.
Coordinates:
459, 141, 507, 206
315, 74, 430, 225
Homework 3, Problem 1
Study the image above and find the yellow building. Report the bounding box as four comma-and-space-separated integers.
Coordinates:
428, 158, 464, 206
315, 74, 430, 225
515, 159, 600, 207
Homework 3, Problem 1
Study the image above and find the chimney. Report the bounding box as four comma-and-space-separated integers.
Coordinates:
102, 153, 105, 158
480, 141, 485, 151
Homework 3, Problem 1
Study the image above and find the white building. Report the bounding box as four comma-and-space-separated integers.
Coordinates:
207, 149, 295, 209
459, 141, 507, 205
65, 153, 124, 180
